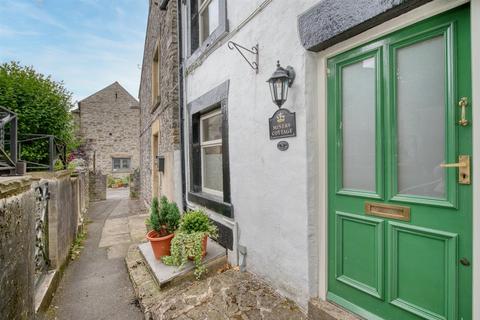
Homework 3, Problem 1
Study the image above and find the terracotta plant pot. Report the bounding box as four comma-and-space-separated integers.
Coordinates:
189, 235, 208, 260
146, 230, 174, 259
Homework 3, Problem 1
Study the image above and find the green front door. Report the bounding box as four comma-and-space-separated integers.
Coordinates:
327, 5, 472, 320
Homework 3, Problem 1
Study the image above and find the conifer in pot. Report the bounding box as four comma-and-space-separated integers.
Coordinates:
145, 196, 180, 259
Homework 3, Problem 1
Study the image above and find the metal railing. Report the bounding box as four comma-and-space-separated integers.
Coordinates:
34, 181, 50, 286
18, 134, 66, 171
0, 106, 18, 174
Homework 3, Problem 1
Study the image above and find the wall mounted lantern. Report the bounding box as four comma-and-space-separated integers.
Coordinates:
266, 61, 295, 108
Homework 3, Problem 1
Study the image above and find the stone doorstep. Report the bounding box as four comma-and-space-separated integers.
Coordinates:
34, 270, 59, 313
308, 298, 362, 320
138, 239, 226, 288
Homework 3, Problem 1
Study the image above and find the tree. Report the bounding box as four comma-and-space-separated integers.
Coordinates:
0, 61, 78, 163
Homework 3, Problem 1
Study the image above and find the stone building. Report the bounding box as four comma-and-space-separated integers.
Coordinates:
138, 0, 182, 206
77, 82, 140, 177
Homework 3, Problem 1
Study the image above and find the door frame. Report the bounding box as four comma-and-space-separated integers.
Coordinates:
316, 0, 479, 317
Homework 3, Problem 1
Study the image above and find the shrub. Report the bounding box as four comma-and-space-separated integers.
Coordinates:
146, 196, 180, 236
0, 62, 78, 163
178, 210, 218, 235
162, 210, 217, 279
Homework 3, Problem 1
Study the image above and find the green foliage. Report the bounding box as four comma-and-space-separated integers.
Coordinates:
162, 232, 207, 279
179, 210, 218, 236
160, 196, 181, 234
54, 159, 64, 171
146, 196, 180, 236
162, 209, 218, 279
107, 175, 129, 188
0, 61, 78, 163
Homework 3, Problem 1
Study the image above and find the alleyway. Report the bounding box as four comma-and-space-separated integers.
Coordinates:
40, 188, 148, 320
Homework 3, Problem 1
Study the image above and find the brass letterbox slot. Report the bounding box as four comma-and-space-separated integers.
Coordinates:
365, 202, 410, 222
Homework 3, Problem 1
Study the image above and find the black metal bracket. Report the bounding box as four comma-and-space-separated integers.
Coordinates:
227, 41, 259, 74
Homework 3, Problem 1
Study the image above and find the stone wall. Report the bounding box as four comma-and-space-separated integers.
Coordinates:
129, 168, 140, 199
0, 177, 36, 320
0, 171, 90, 318
89, 171, 107, 202
78, 82, 140, 177
139, 0, 181, 206
30, 171, 84, 269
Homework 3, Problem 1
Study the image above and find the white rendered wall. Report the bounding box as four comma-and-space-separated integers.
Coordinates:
182, 0, 318, 308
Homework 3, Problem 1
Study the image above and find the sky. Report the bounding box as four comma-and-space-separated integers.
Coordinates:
0, 0, 148, 103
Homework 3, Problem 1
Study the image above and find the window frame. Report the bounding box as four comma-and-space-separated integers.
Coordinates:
198, 0, 219, 44
186, 0, 228, 66
187, 80, 232, 218
112, 157, 131, 171
200, 109, 223, 197
151, 42, 161, 111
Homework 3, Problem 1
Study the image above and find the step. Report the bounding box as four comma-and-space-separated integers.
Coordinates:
308, 298, 362, 320
138, 239, 226, 288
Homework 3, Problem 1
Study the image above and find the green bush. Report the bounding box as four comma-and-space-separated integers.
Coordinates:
0, 62, 78, 163
178, 210, 217, 234
146, 196, 180, 236
162, 210, 218, 279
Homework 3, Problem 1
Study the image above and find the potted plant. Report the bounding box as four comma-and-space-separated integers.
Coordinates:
162, 210, 218, 279
146, 196, 180, 259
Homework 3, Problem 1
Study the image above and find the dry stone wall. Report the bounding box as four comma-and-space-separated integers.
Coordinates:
0, 178, 36, 320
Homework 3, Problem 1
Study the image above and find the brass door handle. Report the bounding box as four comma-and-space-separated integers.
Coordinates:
459, 97, 469, 126
440, 155, 470, 184
440, 162, 467, 168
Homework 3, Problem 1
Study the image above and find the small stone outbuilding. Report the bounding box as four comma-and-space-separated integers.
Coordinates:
77, 82, 140, 177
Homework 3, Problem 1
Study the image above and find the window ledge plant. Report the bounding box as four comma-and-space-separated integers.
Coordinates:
162, 209, 218, 279
146, 196, 180, 259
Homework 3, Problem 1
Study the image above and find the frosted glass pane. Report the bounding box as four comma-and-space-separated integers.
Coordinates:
203, 145, 223, 193
342, 57, 376, 191
397, 36, 445, 198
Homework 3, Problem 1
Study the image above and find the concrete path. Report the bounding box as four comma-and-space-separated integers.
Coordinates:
40, 188, 148, 320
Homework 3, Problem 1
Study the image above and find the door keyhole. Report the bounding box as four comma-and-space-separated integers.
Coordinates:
460, 257, 470, 266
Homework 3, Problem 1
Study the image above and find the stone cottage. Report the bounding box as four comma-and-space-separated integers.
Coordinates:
138, 0, 182, 207
76, 82, 140, 177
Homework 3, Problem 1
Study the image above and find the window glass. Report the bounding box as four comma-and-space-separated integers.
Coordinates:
342, 57, 376, 192
201, 112, 222, 142
112, 158, 131, 170
203, 145, 223, 192
396, 36, 445, 198
113, 159, 121, 169
201, 0, 219, 41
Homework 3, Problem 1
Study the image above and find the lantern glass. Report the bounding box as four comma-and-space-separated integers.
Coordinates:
269, 77, 288, 108
267, 61, 295, 108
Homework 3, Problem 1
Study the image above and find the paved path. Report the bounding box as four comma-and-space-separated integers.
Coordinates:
41, 188, 148, 320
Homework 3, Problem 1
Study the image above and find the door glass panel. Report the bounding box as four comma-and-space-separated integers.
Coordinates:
397, 36, 445, 198
342, 57, 376, 191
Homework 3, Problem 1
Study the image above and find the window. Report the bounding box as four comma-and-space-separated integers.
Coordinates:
189, 0, 226, 56
152, 44, 160, 106
112, 158, 131, 171
200, 110, 223, 196
199, 0, 219, 44
188, 81, 232, 218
